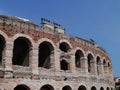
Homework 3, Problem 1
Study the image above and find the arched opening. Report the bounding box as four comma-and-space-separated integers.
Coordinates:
59, 42, 70, 52
62, 85, 72, 90
103, 59, 107, 74
14, 84, 30, 90
75, 50, 84, 68
78, 85, 87, 90
107, 87, 110, 90
38, 41, 54, 69
87, 54, 94, 73
96, 56, 101, 75
12, 37, 31, 66
40, 84, 54, 90
60, 60, 69, 70
91, 86, 97, 90
100, 87, 104, 90
0, 35, 5, 65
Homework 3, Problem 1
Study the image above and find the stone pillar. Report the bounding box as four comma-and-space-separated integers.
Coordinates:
80, 57, 87, 73
97, 63, 103, 76
4, 40, 13, 78
54, 49, 61, 80
69, 52, 76, 76
50, 50, 54, 69
90, 60, 97, 76
30, 47, 39, 79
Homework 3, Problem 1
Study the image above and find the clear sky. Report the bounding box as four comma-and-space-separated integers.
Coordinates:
0, 0, 120, 77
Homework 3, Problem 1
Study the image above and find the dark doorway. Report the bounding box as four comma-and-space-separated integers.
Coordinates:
87, 54, 94, 73
91, 86, 97, 90
59, 42, 70, 52
12, 37, 31, 66
39, 41, 54, 69
60, 60, 69, 70
0, 35, 5, 65
75, 50, 84, 68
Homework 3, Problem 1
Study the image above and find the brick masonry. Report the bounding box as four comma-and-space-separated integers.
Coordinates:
0, 15, 115, 90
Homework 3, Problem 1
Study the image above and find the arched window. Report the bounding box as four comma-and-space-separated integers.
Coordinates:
38, 41, 54, 69
91, 86, 97, 90
96, 56, 101, 75
107, 87, 110, 90
0, 35, 5, 65
40, 84, 54, 90
100, 87, 104, 90
60, 60, 69, 70
87, 54, 94, 73
59, 42, 70, 52
14, 84, 30, 90
75, 50, 84, 68
78, 85, 87, 90
62, 85, 72, 90
12, 37, 31, 66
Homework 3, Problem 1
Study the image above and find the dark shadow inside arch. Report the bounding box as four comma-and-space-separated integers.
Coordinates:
96, 56, 101, 75
107, 87, 110, 90
60, 60, 69, 70
100, 87, 104, 90
62, 85, 72, 90
40, 84, 54, 90
0, 35, 5, 65
91, 86, 97, 90
38, 41, 54, 69
59, 42, 70, 52
87, 54, 94, 73
14, 85, 30, 90
78, 85, 87, 90
12, 37, 31, 66
75, 50, 84, 68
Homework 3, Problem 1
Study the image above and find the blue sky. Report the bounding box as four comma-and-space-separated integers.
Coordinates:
0, 0, 120, 77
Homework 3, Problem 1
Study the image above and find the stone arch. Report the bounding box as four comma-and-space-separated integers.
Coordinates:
91, 86, 97, 90
12, 36, 32, 66
40, 84, 54, 90
37, 38, 56, 50
38, 39, 55, 69
78, 85, 87, 90
100, 87, 104, 90
14, 84, 30, 90
87, 52, 95, 74
57, 39, 72, 52
0, 30, 8, 41
96, 56, 101, 75
75, 49, 84, 68
62, 85, 72, 90
12, 34, 34, 47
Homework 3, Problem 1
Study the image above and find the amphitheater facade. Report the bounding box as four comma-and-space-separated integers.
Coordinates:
0, 15, 115, 90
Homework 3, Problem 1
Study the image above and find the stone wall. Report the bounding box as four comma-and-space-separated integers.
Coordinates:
0, 15, 115, 90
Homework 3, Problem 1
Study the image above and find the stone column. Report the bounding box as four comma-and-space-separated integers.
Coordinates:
4, 40, 13, 78
54, 49, 61, 80
81, 56, 88, 76
30, 47, 39, 79
90, 60, 97, 76
69, 52, 76, 77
